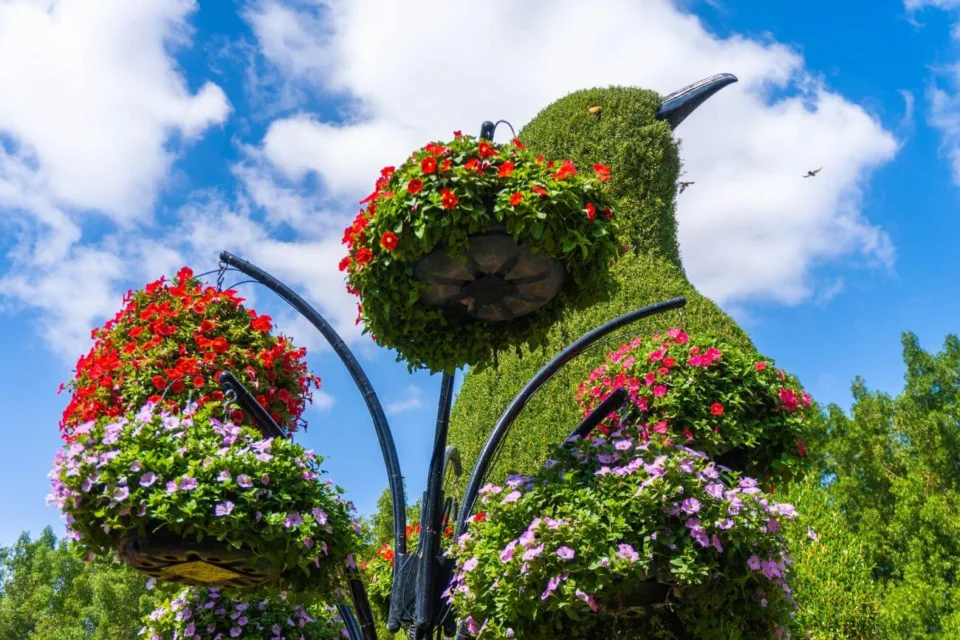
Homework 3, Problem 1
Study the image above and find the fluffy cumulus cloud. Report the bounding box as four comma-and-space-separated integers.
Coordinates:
0, 0, 230, 356
908, 0, 960, 187
0, 0, 903, 360
245, 0, 899, 306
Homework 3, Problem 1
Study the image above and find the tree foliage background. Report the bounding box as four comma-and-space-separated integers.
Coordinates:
0, 527, 160, 639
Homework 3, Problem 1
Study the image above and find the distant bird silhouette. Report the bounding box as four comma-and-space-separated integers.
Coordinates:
678, 181, 695, 193
803, 167, 822, 178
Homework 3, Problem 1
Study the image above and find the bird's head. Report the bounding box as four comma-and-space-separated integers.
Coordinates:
518, 74, 737, 269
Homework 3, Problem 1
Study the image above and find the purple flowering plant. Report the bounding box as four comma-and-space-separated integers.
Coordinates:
447, 437, 803, 639
140, 586, 346, 639
49, 401, 359, 594
576, 330, 812, 480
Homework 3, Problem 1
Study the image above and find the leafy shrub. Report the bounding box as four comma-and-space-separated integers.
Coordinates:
341, 133, 619, 372
60, 267, 320, 441
49, 402, 358, 594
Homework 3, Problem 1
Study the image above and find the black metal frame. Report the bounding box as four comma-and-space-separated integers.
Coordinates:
220, 244, 684, 639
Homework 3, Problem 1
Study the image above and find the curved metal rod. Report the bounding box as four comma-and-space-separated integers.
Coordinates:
218, 251, 407, 556
414, 372, 456, 630
217, 371, 287, 440
346, 569, 378, 640
442, 446, 462, 481
563, 387, 628, 446
456, 296, 687, 535
336, 601, 363, 640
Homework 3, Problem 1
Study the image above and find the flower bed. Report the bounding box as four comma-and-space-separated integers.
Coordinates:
361, 523, 455, 619
49, 401, 358, 593
447, 438, 801, 639
341, 133, 619, 372
59, 267, 320, 441
576, 330, 810, 479
141, 587, 346, 639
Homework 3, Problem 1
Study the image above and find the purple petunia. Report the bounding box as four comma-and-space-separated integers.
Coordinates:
215, 502, 234, 517
556, 546, 575, 560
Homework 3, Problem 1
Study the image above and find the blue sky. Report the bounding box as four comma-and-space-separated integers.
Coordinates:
1, 0, 959, 547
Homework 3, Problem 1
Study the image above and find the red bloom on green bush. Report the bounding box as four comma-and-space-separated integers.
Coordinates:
59, 267, 319, 441
408, 178, 424, 194
440, 188, 459, 210
421, 156, 437, 174
380, 231, 399, 251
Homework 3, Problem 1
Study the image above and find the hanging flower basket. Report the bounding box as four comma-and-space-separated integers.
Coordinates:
59, 266, 320, 442
49, 402, 359, 593
575, 330, 811, 480
447, 440, 802, 639
341, 133, 620, 372
141, 586, 348, 639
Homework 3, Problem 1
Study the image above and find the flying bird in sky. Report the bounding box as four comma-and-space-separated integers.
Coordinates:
679, 181, 694, 193
803, 167, 822, 178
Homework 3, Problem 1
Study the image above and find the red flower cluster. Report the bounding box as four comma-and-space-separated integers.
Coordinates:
59, 267, 320, 441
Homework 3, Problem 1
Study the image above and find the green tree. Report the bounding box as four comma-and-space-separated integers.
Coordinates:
0, 527, 160, 639
813, 333, 960, 638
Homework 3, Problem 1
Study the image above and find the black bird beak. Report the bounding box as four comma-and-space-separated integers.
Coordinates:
656, 73, 738, 129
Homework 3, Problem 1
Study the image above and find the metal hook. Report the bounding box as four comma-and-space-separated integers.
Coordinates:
216, 261, 227, 292
492, 119, 517, 141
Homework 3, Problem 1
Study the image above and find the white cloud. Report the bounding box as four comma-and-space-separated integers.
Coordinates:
905, 0, 960, 10
247, 0, 899, 307
0, 0, 231, 221
0, 0, 232, 359
385, 385, 424, 416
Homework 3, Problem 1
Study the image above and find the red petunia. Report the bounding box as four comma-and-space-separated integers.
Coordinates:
474, 512, 487, 523
251, 315, 273, 333
755, 361, 767, 371
593, 163, 611, 182
532, 185, 548, 197
129, 326, 144, 339
553, 159, 577, 180
511, 138, 526, 150
440, 158, 452, 173
585, 202, 596, 220
421, 156, 437, 174
407, 178, 423, 194
796, 439, 807, 457
478, 141, 497, 159
498, 161, 515, 178
464, 158, 480, 172
151, 376, 166, 391
380, 231, 399, 252
440, 188, 458, 210
710, 402, 724, 416
211, 337, 230, 354
510, 192, 523, 207
338, 256, 353, 272
356, 247, 373, 265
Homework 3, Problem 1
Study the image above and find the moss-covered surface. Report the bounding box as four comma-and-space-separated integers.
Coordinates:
447, 86, 754, 489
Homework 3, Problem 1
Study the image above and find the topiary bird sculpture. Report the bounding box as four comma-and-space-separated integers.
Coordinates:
447, 74, 760, 489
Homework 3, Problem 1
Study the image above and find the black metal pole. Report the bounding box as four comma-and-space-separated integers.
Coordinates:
218, 251, 407, 557
336, 601, 363, 640
563, 387, 628, 447
456, 296, 687, 535
346, 568, 378, 640
217, 371, 287, 440
414, 372, 456, 634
